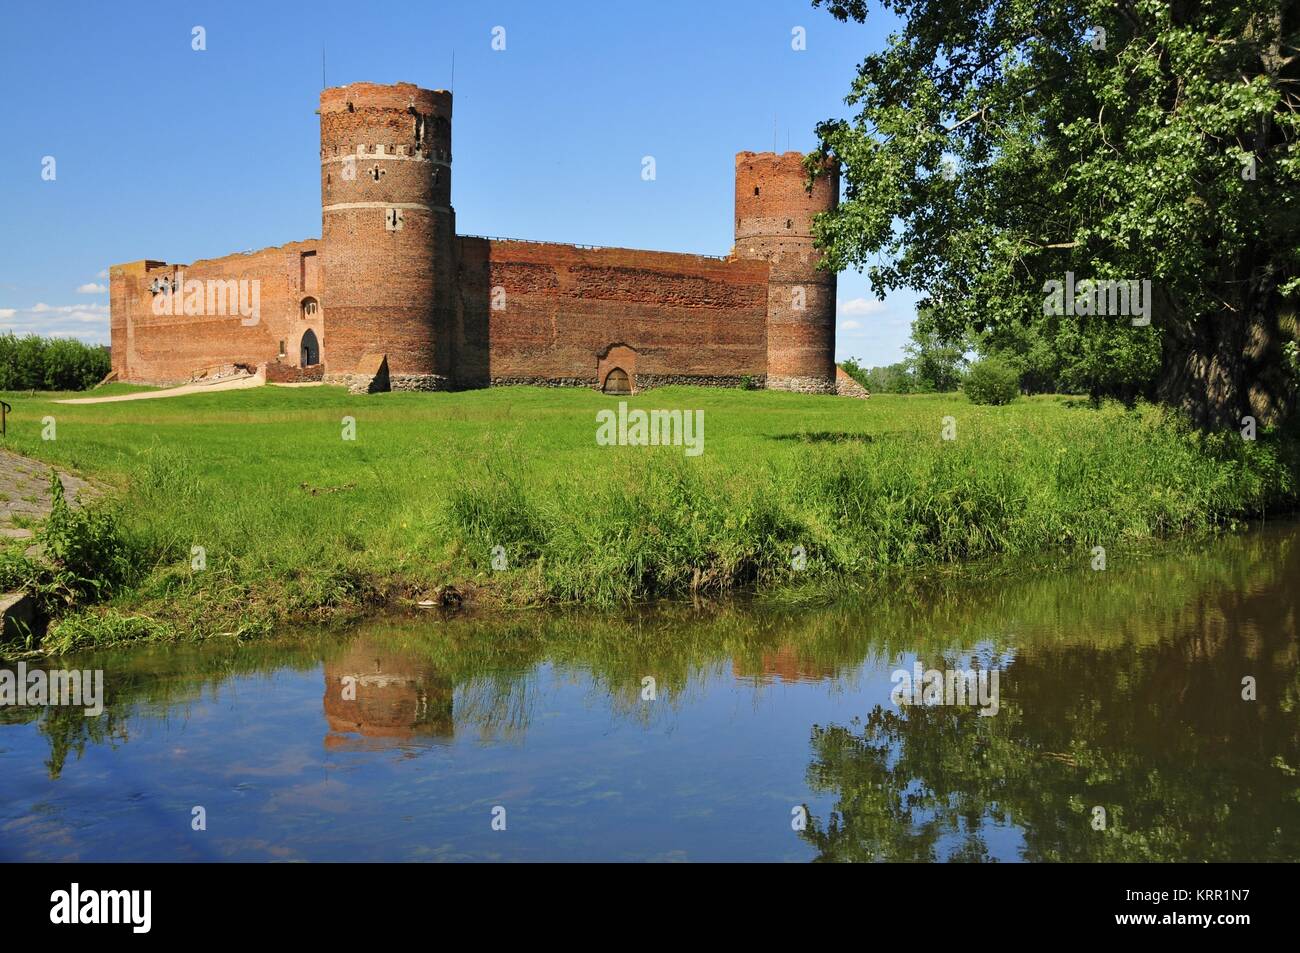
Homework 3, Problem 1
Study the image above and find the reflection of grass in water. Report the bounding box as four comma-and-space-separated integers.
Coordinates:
13, 521, 1298, 800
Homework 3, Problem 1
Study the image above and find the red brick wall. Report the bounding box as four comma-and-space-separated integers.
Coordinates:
107, 82, 836, 394
454, 238, 770, 389
109, 241, 323, 384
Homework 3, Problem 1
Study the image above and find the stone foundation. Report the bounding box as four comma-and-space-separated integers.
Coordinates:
485, 374, 767, 392
264, 362, 324, 384
389, 373, 452, 392
489, 377, 597, 389
325, 371, 401, 394
766, 375, 837, 395
834, 366, 871, 399
636, 374, 765, 390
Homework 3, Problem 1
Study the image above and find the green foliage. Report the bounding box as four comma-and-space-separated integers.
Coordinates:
904, 319, 967, 391
808, 0, 1300, 425
963, 357, 1021, 405
975, 308, 1162, 402
39, 472, 139, 602
0, 475, 143, 642
841, 357, 913, 393
837, 357, 871, 389
0, 333, 110, 391
739, 374, 759, 391
41, 610, 178, 656
843, 316, 967, 393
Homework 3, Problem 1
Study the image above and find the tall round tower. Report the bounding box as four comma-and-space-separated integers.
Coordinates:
320, 82, 454, 389
734, 152, 839, 393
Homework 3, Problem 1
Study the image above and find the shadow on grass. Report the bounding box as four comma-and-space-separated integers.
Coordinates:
768, 431, 875, 444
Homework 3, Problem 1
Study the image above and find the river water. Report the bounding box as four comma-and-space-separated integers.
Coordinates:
3, 523, 1298, 862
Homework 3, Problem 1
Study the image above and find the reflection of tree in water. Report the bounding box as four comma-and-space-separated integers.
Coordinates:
10, 519, 1299, 841
802, 548, 1300, 862
0, 701, 128, 780
1, 640, 327, 779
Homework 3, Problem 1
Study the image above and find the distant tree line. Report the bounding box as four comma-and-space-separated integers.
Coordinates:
841, 305, 1167, 406
0, 333, 111, 391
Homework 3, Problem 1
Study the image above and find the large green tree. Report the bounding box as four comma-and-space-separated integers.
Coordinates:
809, 0, 1300, 427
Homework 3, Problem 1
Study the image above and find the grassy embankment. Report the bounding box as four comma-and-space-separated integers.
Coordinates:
0, 383, 1297, 653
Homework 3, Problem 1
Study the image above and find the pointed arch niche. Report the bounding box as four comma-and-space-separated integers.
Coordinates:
597, 344, 638, 395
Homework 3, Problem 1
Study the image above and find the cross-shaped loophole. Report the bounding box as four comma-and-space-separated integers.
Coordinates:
370, 164, 385, 182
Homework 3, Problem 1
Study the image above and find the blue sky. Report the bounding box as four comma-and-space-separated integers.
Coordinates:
0, 0, 916, 364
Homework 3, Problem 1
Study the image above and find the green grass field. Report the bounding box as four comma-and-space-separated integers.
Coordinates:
1, 383, 1297, 652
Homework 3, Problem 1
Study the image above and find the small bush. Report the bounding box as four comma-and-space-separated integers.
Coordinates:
739, 375, 758, 391
964, 357, 1021, 405
39, 472, 140, 604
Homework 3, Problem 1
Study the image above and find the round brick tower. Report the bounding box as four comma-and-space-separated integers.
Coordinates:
734, 152, 839, 393
319, 82, 454, 389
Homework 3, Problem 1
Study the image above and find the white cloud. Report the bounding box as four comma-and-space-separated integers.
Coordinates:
96, 269, 109, 279
837, 297, 888, 316
839, 319, 864, 331
0, 302, 110, 343
77, 282, 108, 294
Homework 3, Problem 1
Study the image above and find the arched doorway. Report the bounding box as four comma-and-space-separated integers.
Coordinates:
603, 367, 631, 395
300, 328, 320, 367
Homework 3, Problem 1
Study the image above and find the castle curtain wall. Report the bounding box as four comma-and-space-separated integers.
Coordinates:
109, 240, 322, 384
455, 239, 769, 389
108, 82, 839, 392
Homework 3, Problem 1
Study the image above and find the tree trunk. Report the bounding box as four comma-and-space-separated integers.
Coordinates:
1157, 266, 1294, 431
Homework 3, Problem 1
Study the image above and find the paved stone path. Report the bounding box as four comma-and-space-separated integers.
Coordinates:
0, 450, 97, 541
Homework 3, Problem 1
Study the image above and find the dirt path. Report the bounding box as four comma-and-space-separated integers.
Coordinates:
0, 450, 97, 541
54, 371, 267, 404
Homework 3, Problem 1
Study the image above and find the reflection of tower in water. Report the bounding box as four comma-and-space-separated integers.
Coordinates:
323, 640, 454, 749
731, 645, 838, 684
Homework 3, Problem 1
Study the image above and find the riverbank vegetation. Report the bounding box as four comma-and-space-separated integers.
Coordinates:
1, 383, 1297, 654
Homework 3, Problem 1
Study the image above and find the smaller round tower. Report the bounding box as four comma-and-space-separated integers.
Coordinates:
734, 152, 839, 393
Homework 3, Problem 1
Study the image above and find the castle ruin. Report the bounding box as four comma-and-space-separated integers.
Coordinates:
109, 82, 843, 395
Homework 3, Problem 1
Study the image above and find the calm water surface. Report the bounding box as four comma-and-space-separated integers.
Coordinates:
3, 524, 1299, 861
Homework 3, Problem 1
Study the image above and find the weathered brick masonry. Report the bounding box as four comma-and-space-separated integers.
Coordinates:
110, 82, 839, 393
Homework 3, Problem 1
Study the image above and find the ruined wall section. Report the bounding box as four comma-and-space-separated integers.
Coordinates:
319, 82, 454, 390
109, 240, 322, 384
734, 152, 839, 393
454, 239, 770, 390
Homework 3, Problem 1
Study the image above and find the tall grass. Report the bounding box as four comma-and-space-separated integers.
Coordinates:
0, 385, 1296, 646
441, 399, 1299, 604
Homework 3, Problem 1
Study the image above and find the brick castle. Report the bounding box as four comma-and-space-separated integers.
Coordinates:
110, 81, 851, 396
